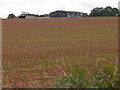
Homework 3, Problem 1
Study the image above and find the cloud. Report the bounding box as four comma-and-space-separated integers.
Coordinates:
0, 0, 119, 18
118, 1, 120, 10
79, 1, 96, 9
0, 2, 6, 5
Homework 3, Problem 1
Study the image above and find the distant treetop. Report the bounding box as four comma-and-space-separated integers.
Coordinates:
7, 14, 16, 19
89, 6, 119, 17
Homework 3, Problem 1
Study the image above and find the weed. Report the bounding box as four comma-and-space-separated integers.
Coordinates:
52, 63, 120, 88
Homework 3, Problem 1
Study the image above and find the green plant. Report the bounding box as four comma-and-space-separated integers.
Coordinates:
52, 63, 120, 88
91, 63, 120, 88
52, 66, 88, 88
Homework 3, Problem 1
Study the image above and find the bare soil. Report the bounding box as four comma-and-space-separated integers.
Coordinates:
2, 17, 118, 88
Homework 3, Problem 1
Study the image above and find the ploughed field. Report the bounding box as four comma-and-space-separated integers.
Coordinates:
2, 17, 118, 88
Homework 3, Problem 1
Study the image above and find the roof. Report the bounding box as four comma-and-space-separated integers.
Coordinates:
19, 12, 39, 17
20, 14, 36, 17
20, 14, 39, 17
51, 10, 83, 13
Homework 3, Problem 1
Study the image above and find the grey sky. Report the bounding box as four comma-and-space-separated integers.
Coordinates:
0, 0, 119, 18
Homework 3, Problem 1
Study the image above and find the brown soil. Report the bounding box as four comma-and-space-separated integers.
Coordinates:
2, 17, 118, 88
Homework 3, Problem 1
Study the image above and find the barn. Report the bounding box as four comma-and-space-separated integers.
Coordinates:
19, 12, 39, 18
49, 10, 88, 18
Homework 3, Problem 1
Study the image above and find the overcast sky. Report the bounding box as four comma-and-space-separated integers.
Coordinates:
0, 0, 119, 18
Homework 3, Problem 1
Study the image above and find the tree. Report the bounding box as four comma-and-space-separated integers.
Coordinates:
89, 6, 119, 17
7, 14, 16, 19
89, 7, 103, 17
113, 8, 119, 16
104, 6, 114, 16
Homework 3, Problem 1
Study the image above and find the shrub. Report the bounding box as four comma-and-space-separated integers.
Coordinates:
52, 66, 88, 88
52, 63, 120, 88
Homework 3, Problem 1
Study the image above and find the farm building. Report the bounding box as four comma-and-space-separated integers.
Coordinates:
18, 12, 40, 18
43, 14, 50, 18
49, 10, 88, 18
39, 14, 50, 18
14, 11, 88, 19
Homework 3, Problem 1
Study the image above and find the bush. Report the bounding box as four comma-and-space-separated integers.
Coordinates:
7, 14, 16, 19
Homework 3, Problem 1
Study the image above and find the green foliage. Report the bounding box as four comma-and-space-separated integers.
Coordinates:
89, 6, 119, 17
7, 14, 16, 19
52, 63, 120, 88
90, 64, 120, 88
52, 66, 88, 88
102, 64, 116, 76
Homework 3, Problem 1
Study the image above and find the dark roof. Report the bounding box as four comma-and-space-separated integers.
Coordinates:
20, 14, 39, 17
51, 10, 83, 13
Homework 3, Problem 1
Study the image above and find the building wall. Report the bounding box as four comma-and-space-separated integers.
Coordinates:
50, 11, 67, 17
49, 11, 85, 18
67, 12, 82, 17
26, 16, 36, 18
19, 15, 26, 18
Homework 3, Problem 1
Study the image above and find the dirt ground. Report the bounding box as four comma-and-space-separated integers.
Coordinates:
2, 17, 118, 88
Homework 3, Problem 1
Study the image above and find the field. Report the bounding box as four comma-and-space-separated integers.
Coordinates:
2, 17, 118, 88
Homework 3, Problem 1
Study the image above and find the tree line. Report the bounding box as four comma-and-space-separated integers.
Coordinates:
8, 6, 119, 19
89, 6, 119, 17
